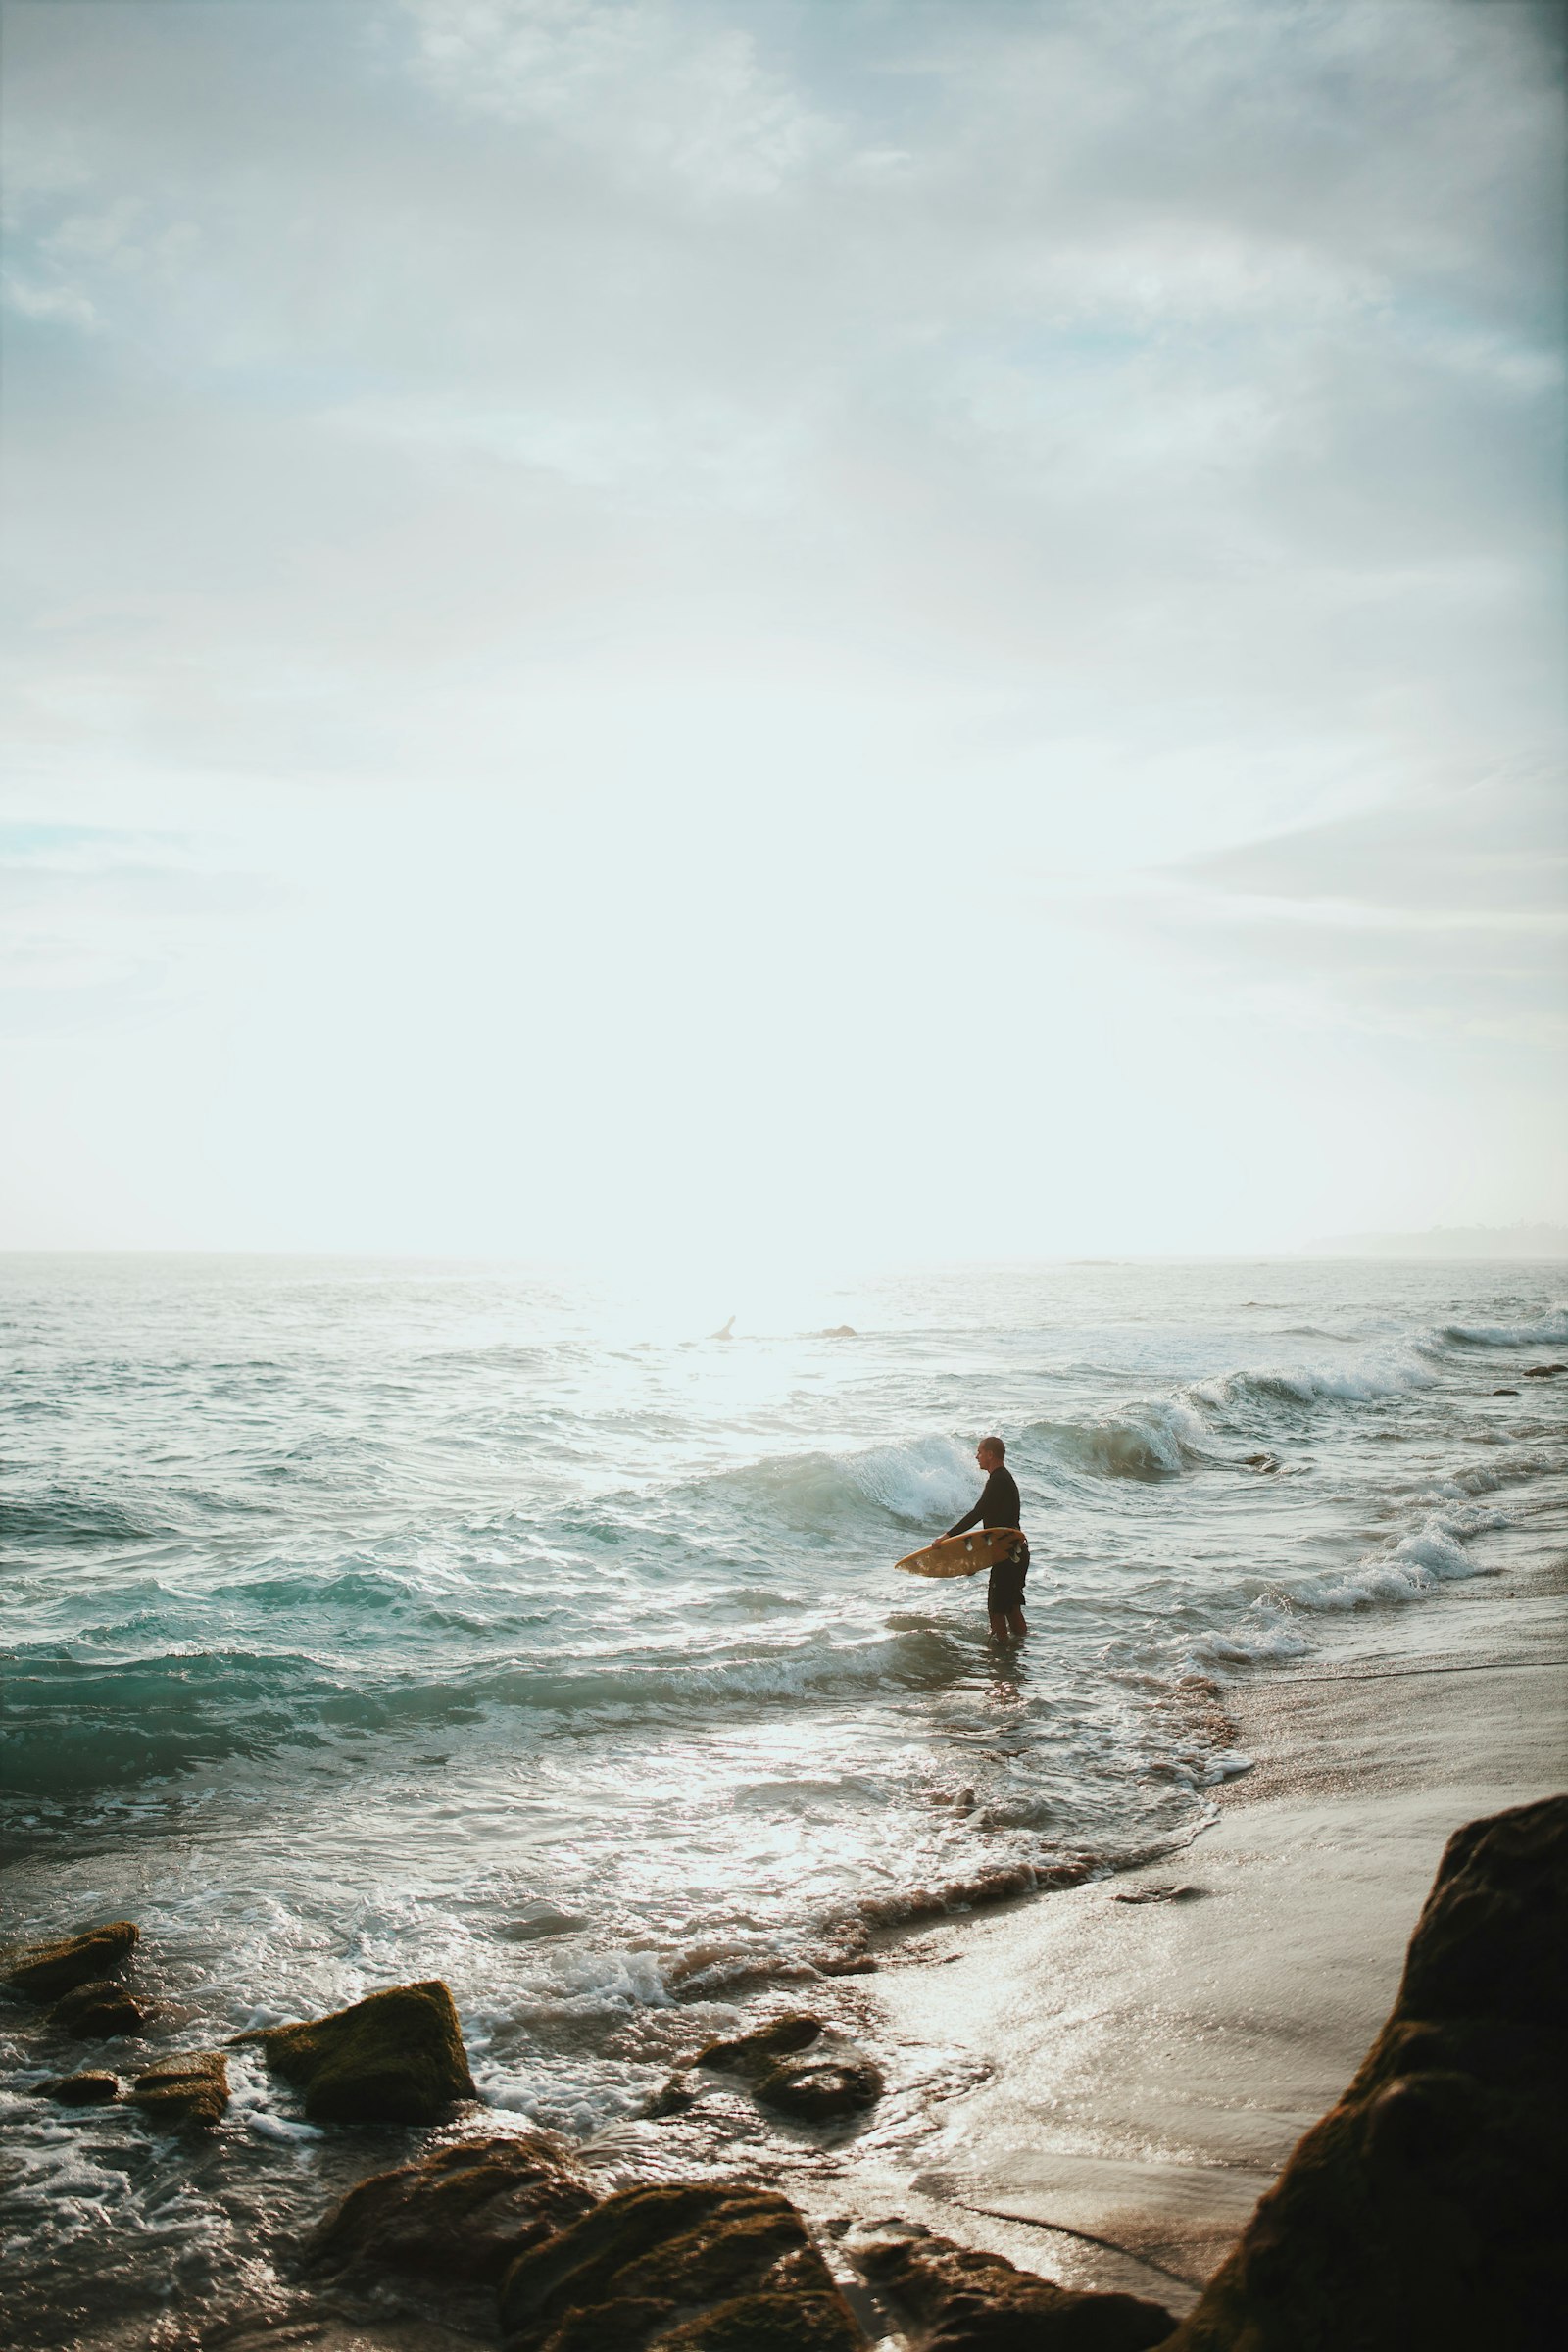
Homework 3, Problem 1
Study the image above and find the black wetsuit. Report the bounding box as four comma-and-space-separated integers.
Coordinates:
945, 1466, 1029, 1613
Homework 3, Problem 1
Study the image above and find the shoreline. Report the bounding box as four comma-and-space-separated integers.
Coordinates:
9, 1536, 1565, 2349
794, 1517, 1568, 2315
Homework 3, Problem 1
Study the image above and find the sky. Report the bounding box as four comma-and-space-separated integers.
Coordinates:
1, 0, 1564, 1265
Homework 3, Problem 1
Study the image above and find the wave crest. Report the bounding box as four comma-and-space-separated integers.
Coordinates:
1439, 1308, 1568, 1348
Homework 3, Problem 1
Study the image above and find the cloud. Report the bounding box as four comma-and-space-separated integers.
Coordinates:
1052, 765, 1568, 1045
0, 0, 1561, 1243
0, 822, 284, 1037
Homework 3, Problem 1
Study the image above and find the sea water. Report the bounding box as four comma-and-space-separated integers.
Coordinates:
2, 1254, 1565, 2342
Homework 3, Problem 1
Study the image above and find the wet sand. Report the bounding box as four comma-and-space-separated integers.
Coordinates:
804, 1525, 1568, 2317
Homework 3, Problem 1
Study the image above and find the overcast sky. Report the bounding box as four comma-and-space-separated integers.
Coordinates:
2, 0, 1564, 1264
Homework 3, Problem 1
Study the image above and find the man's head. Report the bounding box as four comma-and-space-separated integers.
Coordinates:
977, 1436, 1005, 1471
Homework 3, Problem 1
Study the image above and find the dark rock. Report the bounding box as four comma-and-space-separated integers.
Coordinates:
693, 2012, 882, 2122
50, 1979, 151, 2038
5, 1921, 139, 2001
1166, 1793, 1568, 2351
235, 1979, 476, 2125
1243, 1452, 1280, 1472
130, 2051, 229, 2129
696, 2013, 824, 2071
816, 1955, 878, 1977
855, 2231, 1176, 2349
1522, 1363, 1564, 1378
497, 2181, 863, 2352
645, 2071, 697, 2117
315, 2132, 597, 2283
42, 2071, 122, 2106
755, 2050, 884, 2122
1493, 1388, 1519, 1396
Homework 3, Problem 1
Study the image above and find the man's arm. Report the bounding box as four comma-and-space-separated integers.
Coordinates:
942, 1468, 1003, 1541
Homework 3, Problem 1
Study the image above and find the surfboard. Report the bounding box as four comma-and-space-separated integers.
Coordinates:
895, 1527, 1024, 1579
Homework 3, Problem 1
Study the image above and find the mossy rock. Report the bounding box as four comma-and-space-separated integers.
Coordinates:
1166, 1794, 1568, 2351
42, 2072, 122, 2107
5, 1922, 139, 2001
50, 1979, 151, 2039
653, 2291, 865, 2348
315, 2132, 597, 2281
857, 2231, 1174, 2348
237, 1980, 476, 2125
498, 2181, 863, 2352
131, 2051, 229, 2130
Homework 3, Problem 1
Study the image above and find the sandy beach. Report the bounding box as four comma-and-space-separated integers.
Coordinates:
807, 1516, 1568, 2320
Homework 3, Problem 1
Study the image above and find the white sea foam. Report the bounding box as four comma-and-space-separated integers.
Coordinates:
1196, 1613, 1310, 1664
1298, 1504, 1508, 1612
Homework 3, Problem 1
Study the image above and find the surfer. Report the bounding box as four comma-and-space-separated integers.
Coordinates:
942, 1437, 1029, 1640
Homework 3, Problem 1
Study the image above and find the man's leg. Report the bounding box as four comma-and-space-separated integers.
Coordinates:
988, 1606, 1009, 1639
1004, 1604, 1027, 1639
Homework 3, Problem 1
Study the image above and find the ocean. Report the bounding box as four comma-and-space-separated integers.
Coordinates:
3, 1253, 1565, 2344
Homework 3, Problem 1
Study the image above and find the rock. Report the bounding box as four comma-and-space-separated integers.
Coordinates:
4, 1921, 139, 2001
497, 2181, 864, 2352
42, 2071, 122, 2106
644, 2071, 698, 2117
1493, 1388, 1519, 1396
818, 1326, 858, 1338
235, 1980, 476, 2125
1112, 1885, 1208, 1906
696, 2013, 825, 2072
755, 2050, 884, 2122
694, 2012, 882, 2123
130, 2051, 229, 2129
855, 2231, 1176, 2349
49, 1979, 151, 2038
1165, 1793, 1568, 2351
1522, 1363, 1564, 1378
315, 2132, 597, 2283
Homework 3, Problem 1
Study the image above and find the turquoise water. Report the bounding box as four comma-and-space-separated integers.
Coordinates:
2, 1254, 1565, 2342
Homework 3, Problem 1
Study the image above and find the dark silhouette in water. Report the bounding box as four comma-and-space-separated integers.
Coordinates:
941, 1436, 1029, 1641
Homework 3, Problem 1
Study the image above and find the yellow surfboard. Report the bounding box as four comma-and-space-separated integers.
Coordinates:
895, 1527, 1024, 1579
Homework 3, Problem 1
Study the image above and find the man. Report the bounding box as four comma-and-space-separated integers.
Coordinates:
941, 1436, 1029, 1641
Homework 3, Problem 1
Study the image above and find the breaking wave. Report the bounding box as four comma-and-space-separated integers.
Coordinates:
709, 1435, 976, 1529
1029, 1404, 1207, 1480
0, 1625, 976, 1795
1439, 1308, 1568, 1348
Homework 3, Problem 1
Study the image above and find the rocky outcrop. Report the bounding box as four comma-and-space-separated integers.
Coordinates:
694, 2012, 884, 2122
235, 1980, 476, 2125
130, 2051, 229, 2129
41, 2071, 122, 2106
855, 2232, 1176, 2349
50, 1979, 151, 2037
1167, 1792, 1568, 2351
315, 2132, 598, 2283
497, 2181, 863, 2352
4, 1922, 139, 2000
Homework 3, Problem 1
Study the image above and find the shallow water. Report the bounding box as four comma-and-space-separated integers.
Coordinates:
2, 1254, 1565, 2341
